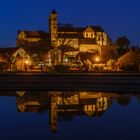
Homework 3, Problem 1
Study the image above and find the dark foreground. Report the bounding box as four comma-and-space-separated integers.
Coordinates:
0, 72, 140, 92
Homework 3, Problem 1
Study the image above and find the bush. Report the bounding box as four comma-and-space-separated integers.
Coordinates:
53, 65, 69, 72
0, 62, 9, 71
120, 64, 139, 71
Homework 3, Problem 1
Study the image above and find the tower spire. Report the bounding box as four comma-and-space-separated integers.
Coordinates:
49, 10, 58, 47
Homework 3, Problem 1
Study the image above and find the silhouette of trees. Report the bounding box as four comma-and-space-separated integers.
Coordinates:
115, 36, 130, 49
0, 51, 13, 71
115, 36, 130, 57
116, 95, 131, 106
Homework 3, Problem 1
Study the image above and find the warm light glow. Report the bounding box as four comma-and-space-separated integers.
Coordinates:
64, 58, 68, 62
25, 60, 29, 64
95, 56, 100, 62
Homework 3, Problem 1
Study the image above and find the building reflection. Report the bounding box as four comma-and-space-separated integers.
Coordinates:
0, 91, 135, 133
14, 91, 122, 133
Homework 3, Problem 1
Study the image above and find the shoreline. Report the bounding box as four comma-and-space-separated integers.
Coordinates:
0, 72, 140, 93
1, 71, 140, 76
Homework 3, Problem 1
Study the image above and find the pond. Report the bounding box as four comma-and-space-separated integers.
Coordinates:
0, 91, 140, 140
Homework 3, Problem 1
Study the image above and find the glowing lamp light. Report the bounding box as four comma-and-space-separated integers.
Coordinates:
25, 60, 29, 64
64, 58, 68, 62
95, 56, 100, 62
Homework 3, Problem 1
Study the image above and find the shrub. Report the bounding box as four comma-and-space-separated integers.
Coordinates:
0, 62, 9, 71
53, 65, 69, 72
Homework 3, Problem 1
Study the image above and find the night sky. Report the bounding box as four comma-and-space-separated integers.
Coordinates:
0, 0, 140, 47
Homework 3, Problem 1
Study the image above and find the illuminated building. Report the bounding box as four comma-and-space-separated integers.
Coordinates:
17, 10, 112, 55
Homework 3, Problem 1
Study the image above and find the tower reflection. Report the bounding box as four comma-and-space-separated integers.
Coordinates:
14, 91, 123, 133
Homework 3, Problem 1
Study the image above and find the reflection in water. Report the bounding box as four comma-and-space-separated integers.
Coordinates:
0, 91, 137, 134
13, 91, 131, 133
1, 91, 140, 140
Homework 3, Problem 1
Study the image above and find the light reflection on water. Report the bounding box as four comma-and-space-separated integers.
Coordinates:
0, 91, 140, 140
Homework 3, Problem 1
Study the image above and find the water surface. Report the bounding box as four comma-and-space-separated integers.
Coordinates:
0, 91, 140, 140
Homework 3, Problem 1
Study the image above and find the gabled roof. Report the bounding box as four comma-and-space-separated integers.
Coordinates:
0, 47, 19, 56
58, 26, 105, 34
90, 26, 105, 32
18, 31, 50, 38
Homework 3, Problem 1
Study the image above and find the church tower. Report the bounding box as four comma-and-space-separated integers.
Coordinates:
49, 93, 58, 133
49, 10, 58, 47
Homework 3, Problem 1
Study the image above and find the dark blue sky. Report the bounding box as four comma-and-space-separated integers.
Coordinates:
0, 0, 140, 47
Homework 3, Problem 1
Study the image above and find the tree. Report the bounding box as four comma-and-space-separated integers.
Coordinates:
44, 47, 62, 68
106, 59, 116, 71
101, 46, 118, 63
14, 54, 24, 71
116, 95, 131, 106
57, 38, 79, 64
0, 52, 13, 71
116, 50, 140, 71
24, 45, 52, 71
115, 36, 130, 49
76, 51, 100, 71
77, 50, 99, 63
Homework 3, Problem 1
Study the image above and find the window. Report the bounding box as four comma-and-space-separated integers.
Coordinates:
52, 18, 56, 21
98, 35, 101, 41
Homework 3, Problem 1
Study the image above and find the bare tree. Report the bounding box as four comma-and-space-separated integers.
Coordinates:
57, 38, 79, 64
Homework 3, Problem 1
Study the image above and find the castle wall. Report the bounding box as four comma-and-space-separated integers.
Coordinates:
57, 38, 79, 49
79, 44, 101, 54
